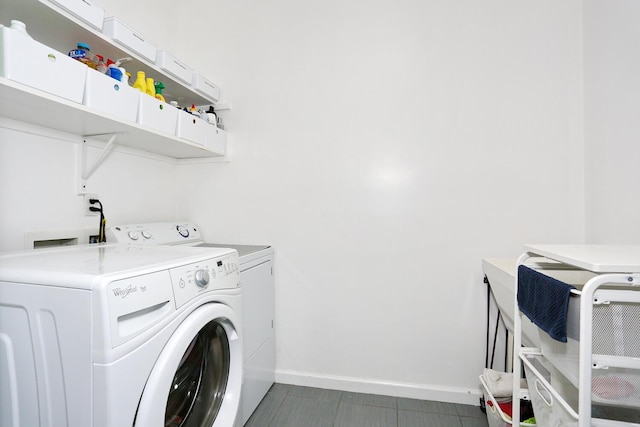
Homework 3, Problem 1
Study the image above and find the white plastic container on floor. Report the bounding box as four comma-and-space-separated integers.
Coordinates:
480, 375, 536, 427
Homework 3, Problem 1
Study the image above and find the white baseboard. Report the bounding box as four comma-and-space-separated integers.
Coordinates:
275, 370, 482, 406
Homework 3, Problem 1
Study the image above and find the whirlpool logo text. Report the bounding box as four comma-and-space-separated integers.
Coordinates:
112, 284, 138, 299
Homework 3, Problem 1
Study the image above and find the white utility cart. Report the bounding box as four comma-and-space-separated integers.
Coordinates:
512, 245, 640, 427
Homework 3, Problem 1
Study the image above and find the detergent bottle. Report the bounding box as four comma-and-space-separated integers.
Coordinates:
68, 42, 97, 69
204, 106, 218, 125
145, 77, 155, 97
10, 20, 31, 38
132, 71, 147, 93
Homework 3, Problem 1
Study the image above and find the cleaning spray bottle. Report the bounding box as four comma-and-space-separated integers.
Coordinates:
110, 57, 132, 84
106, 59, 122, 81
154, 81, 166, 102
95, 55, 107, 73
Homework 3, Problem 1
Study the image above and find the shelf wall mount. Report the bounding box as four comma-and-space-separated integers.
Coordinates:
77, 133, 122, 194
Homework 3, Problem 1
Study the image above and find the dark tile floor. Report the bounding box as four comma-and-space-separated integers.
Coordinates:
245, 383, 489, 427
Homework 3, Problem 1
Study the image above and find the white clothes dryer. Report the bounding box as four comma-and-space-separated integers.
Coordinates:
0, 243, 243, 427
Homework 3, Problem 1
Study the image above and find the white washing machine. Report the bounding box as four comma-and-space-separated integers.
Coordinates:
107, 223, 275, 425
0, 243, 243, 427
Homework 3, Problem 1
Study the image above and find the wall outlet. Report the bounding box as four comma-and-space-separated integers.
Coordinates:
84, 193, 99, 216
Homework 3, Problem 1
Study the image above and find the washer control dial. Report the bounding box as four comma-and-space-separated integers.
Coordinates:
176, 225, 190, 238
141, 230, 152, 239
128, 231, 139, 240
194, 269, 210, 288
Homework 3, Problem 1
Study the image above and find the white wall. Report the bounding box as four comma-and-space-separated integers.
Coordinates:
0, 0, 185, 252
0, 0, 586, 404
583, 0, 640, 243
0, 119, 178, 252
173, 0, 584, 403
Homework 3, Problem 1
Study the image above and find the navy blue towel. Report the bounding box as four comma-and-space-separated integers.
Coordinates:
517, 265, 576, 343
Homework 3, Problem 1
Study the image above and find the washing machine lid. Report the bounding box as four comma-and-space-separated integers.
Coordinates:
0, 243, 235, 288
196, 243, 271, 258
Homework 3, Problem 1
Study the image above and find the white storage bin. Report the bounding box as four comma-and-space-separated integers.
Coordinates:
83, 69, 138, 122
480, 375, 536, 427
137, 94, 178, 135
538, 286, 640, 391
191, 74, 220, 102
521, 353, 578, 427
175, 110, 207, 146
155, 51, 193, 84
40, 0, 105, 30
0, 25, 87, 103
102, 17, 157, 62
485, 399, 512, 427
203, 126, 226, 154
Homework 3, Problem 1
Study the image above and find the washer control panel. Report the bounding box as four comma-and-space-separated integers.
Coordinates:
169, 252, 239, 308
106, 250, 239, 348
107, 222, 204, 245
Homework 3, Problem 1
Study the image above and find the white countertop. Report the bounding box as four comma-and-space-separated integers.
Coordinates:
524, 244, 640, 273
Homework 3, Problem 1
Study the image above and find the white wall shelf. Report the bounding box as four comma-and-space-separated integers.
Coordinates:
0, 0, 228, 161
0, 77, 224, 159
0, 0, 218, 106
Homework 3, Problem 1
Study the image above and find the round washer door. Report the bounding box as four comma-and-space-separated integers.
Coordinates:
134, 303, 242, 427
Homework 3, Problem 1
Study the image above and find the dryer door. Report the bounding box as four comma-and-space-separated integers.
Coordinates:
134, 303, 242, 427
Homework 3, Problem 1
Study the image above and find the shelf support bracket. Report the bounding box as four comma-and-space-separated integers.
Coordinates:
77, 133, 121, 194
